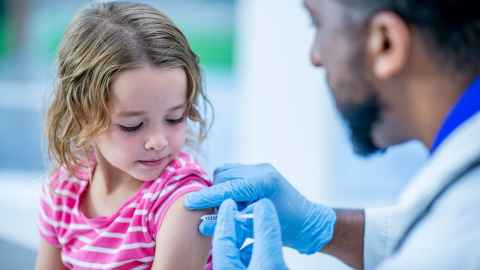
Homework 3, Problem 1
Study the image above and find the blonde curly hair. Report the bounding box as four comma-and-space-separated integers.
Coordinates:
46, 1, 212, 173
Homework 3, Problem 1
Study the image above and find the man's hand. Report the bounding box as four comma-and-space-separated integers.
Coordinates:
185, 163, 336, 254
212, 198, 288, 270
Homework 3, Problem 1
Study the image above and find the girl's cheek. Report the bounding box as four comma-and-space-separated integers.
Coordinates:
127, 136, 142, 150
116, 131, 142, 150
170, 128, 187, 151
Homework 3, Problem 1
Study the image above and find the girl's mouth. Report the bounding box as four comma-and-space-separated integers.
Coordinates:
138, 158, 165, 167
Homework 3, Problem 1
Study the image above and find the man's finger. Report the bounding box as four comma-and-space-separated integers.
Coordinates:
249, 199, 288, 269
185, 179, 255, 210
240, 242, 253, 266
212, 199, 245, 269
213, 163, 242, 179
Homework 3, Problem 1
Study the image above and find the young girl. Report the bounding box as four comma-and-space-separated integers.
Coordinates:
35, 2, 214, 269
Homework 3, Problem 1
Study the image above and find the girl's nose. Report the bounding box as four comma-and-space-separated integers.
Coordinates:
144, 134, 168, 152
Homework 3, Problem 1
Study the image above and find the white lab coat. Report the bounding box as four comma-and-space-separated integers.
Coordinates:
364, 112, 480, 270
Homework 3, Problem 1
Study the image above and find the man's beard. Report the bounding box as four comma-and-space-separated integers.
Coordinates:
325, 43, 386, 157
340, 95, 385, 157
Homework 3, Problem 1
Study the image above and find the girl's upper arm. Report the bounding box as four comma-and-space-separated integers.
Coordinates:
151, 194, 212, 270
35, 239, 68, 270
36, 178, 67, 270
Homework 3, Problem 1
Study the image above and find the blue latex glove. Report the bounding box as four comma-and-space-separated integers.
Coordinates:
185, 163, 336, 254
213, 198, 288, 270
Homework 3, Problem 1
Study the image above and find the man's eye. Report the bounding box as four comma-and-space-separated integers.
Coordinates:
166, 117, 186, 125
119, 122, 143, 132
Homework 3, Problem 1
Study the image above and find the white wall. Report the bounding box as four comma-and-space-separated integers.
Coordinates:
234, 0, 332, 199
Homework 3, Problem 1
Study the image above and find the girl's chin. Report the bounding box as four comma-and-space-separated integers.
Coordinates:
132, 171, 163, 182
133, 167, 167, 181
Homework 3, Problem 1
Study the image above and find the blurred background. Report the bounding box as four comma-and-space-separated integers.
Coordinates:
0, 0, 427, 269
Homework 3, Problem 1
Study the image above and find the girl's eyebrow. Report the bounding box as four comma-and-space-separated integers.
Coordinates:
117, 110, 146, 117
116, 103, 186, 117
168, 103, 187, 112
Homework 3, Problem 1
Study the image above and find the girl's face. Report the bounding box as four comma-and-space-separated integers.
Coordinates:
93, 66, 188, 181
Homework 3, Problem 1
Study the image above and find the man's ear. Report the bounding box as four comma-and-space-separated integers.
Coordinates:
366, 11, 411, 80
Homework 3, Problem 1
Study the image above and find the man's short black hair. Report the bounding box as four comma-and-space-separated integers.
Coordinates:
341, 0, 480, 74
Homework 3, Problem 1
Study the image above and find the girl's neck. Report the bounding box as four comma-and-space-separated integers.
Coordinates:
91, 154, 143, 197
79, 153, 144, 219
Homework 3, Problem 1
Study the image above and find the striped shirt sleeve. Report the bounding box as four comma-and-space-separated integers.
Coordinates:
146, 155, 212, 239
37, 181, 61, 248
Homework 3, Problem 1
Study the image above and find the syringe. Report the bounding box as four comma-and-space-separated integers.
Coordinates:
200, 213, 254, 223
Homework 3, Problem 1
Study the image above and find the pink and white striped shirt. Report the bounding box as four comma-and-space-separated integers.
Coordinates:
38, 152, 212, 270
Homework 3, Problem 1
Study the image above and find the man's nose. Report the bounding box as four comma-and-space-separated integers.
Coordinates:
310, 48, 322, 67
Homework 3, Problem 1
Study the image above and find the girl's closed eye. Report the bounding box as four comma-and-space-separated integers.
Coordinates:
166, 116, 186, 125
118, 122, 143, 132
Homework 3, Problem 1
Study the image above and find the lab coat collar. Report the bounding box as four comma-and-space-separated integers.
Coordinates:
394, 111, 480, 245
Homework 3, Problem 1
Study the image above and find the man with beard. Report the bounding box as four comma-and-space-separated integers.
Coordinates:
185, 0, 480, 269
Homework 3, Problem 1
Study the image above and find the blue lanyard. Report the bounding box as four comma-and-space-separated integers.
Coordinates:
431, 76, 480, 153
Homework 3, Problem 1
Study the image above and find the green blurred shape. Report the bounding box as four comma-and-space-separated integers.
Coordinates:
45, 24, 68, 61
186, 30, 235, 72
42, 26, 235, 73
35, 13, 235, 73
0, 9, 9, 58
31, 14, 69, 63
